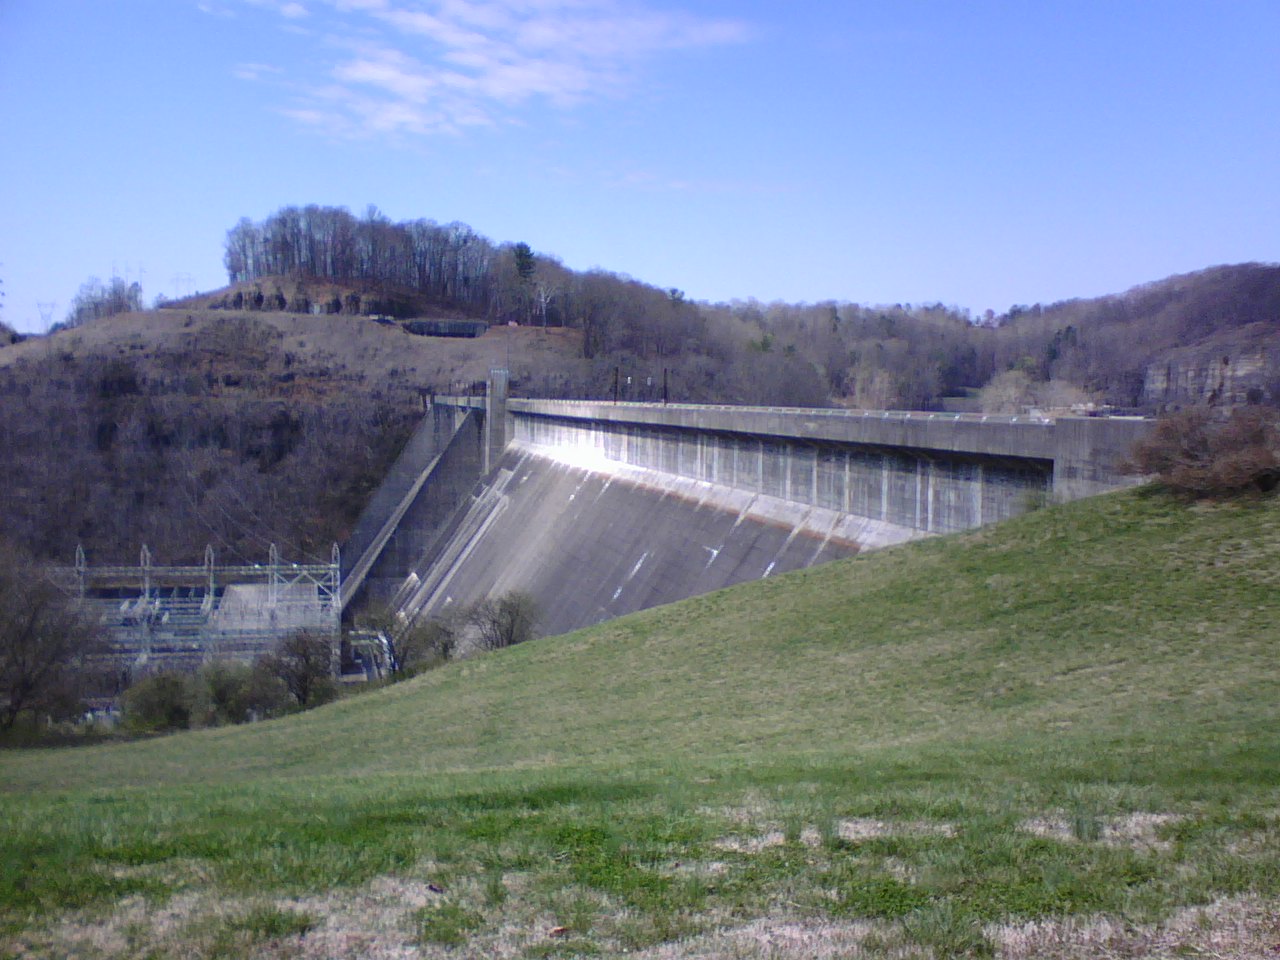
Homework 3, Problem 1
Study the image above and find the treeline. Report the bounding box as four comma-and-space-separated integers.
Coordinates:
64, 276, 145, 329
716, 263, 1280, 411
223, 205, 730, 360
225, 207, 1280, 412
225, 206, 496, 316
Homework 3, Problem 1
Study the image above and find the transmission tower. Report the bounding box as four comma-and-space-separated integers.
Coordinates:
36, 302, 56, 332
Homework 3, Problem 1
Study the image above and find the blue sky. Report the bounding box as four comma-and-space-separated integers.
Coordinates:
2, 0, 1277, 333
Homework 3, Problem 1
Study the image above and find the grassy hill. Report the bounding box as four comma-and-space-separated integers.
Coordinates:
3, 488, 1279, 958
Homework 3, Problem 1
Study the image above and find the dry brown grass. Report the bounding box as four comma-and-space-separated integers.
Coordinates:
0, 308, 589, 393
713, 818, 956, 854
993, 895, 1280, 960
10, 841, 1280, 960
1019, 812, 1183, 852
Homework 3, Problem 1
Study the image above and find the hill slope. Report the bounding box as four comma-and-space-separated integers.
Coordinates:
3, 489, 1278, 958
0, 308, 587, 563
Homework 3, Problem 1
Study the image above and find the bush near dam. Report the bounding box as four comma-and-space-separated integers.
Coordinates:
2, 486, 1279, 959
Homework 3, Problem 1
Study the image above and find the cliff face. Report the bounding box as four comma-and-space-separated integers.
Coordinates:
1143, 321, 1280, 409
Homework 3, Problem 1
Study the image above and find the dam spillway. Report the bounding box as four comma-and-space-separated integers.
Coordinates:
343, 378, 1150, 636
387, 445, 868, 637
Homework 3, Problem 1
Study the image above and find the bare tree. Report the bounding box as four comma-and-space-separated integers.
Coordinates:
0, 547, 103, 729
467, 592, 540, 651
355, 605, 459, 676
65, 276, 143, 328
979, 369, 1035, 414
260, 630, 337, 708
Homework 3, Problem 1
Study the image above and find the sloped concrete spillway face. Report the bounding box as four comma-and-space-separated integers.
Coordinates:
394, 444, 892, 638
513, 413, 1056, 536
380, 390, 1146, 640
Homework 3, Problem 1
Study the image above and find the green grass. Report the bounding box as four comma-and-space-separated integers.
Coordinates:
2, 488, 1278, 958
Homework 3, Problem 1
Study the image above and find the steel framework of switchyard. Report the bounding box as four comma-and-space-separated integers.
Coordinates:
71, 543, 341, 675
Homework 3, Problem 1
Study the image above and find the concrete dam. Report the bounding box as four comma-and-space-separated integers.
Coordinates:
341, 374, 1151, 638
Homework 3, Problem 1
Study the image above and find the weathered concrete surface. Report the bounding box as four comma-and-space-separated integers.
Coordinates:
391, 444, 887, 637
1049, 416, 1151, 501
346, 408, 486, 610
484, 367, 509, 474
505, 399, 1152, 502
375, 390, 1151, 636
512, 412, 1052, 535
339, 404, 474, 609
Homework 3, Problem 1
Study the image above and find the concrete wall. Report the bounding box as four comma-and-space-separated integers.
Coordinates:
1050, 416, 1152, 501
344, 406, 485, 610
376, 391, 1151, 635
506, 399, 1152, 517
392, 446, 867, 637
341, 404, 470, 582
508, 400, 1064, 459
511, 411, 1053, 535
484, 367, 509, 474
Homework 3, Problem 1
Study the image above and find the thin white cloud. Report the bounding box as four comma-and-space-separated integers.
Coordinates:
242, 0, 311, 15
232, 0, 752, 138
233, 61, 286, 80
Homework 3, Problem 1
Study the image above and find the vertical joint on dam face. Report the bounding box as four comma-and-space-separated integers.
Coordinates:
484, 368, 510, 475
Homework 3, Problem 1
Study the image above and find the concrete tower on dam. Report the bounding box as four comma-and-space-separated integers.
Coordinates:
339, 372, 1151, 638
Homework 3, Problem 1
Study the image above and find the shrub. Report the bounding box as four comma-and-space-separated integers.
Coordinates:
353, 606, 460, 677
1125, 406, 1280, 497
123, 671, 204, 733
199, 660, 291, 724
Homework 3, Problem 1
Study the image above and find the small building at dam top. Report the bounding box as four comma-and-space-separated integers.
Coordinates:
345, 373, 1151, 638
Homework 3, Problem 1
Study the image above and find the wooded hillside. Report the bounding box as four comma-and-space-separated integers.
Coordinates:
221, 206, 1280, 412
2, 204, 1276, 566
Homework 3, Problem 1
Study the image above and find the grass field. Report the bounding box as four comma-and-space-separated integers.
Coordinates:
2, 487, 1278, 958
